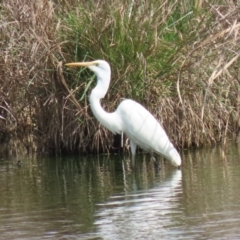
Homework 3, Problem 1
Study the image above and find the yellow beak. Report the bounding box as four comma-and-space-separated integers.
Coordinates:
65, 61, 98, 67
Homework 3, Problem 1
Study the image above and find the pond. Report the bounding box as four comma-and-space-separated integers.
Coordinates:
0, 143, 240, 239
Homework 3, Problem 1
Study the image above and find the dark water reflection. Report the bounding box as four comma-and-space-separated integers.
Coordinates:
0, 144, 240, 239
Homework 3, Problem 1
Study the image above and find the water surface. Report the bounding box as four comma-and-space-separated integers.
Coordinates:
0, 144, 240, 239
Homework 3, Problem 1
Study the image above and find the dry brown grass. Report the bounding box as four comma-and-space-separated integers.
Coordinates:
1, 0, 73, 153
173, 3, 240, 148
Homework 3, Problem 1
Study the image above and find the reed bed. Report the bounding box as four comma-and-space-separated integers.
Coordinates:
0, 0, 239, 155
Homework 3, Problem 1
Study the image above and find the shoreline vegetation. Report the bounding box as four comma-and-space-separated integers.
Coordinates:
1, 0, 240, 157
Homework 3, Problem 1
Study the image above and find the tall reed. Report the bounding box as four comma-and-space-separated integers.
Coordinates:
0, 0, 239, 155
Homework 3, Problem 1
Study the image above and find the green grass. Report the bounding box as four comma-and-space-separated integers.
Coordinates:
61, 1, 201, 101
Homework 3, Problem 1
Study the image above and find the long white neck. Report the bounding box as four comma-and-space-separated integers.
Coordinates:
89, 73, 122, 134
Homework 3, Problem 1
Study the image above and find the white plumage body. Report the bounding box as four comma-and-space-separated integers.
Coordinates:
66, 59, 181, 167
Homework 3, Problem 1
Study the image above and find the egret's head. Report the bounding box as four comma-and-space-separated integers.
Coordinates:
65, 59, 111, 99
65, 60, 111, 79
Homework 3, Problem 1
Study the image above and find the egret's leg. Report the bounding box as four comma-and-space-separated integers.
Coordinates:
130, 140, 137, 169
121, 131, 124, 147
150, 152, 161, 170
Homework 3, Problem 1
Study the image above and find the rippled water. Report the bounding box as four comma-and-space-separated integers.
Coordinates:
0, 144, 240, 239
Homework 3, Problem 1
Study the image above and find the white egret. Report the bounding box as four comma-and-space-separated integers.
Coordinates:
66, 60, 181, 168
